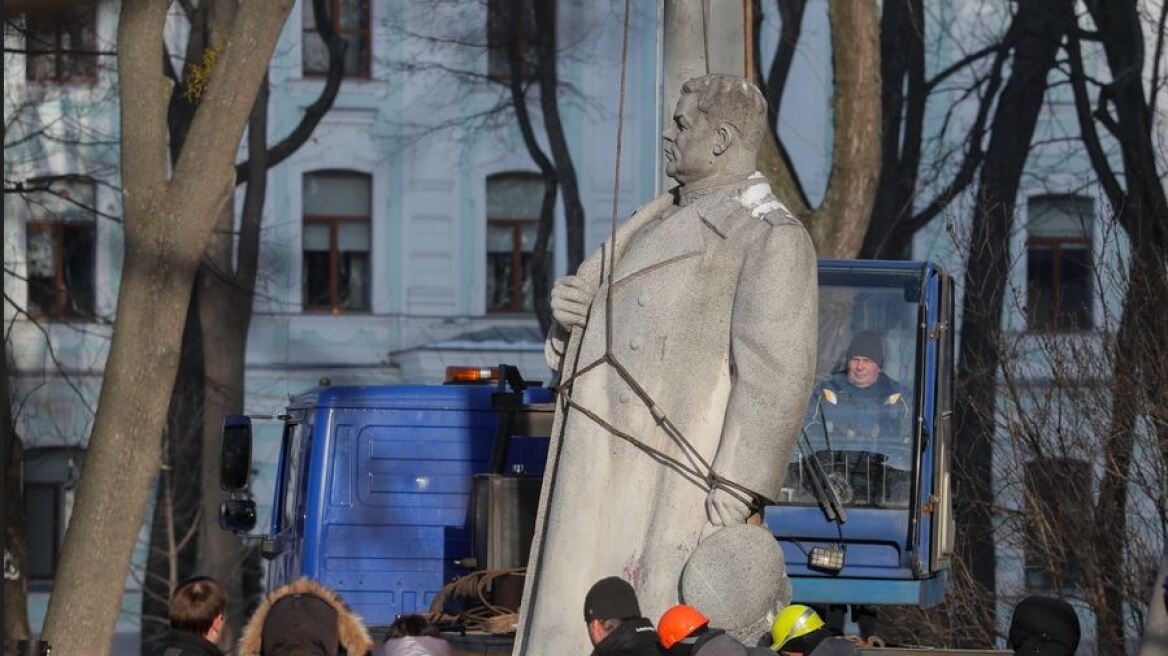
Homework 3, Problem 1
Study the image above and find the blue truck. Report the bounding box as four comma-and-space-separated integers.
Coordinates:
218, 259, 956, 636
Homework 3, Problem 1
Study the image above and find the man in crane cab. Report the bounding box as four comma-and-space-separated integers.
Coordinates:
801, 331, 911, 506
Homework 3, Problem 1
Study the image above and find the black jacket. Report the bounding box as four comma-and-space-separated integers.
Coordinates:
594, 617, 663, 656
147, 630, 224, 656
691, 629, 772, 656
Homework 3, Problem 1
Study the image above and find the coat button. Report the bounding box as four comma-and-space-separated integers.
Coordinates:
630, 338, 642, 350
619, 392, 631, 404
637, 295, 648, 307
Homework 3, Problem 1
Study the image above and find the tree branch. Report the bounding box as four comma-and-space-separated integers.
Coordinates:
1067, 32, 1123, 208
1150, 0, 1167, 118
117, 0, 172, 211
907, 28, 1013, 232
234, 0, 345, 185
924, 42, 1002, 93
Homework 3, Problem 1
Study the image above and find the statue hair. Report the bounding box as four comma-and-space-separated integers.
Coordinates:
679, 75, 768, 152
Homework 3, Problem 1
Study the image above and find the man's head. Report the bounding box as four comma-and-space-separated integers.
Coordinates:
663, 75, 767, 185
583, 576, 642, 645
169, 576, 226, 641
845, 331, 884, 388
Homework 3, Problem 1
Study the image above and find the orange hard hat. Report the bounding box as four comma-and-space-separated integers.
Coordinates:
657, 604, 710, 649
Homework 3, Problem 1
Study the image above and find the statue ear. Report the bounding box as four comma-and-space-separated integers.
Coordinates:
713, 125, 733, 155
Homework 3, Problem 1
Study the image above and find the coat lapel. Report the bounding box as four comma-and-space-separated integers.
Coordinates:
612, 203, 703, 285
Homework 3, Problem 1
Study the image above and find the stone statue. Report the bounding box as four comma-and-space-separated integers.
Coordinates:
513, 75, 818, 655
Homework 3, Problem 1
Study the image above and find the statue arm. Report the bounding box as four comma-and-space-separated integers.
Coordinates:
710, 222, 818, 514
545, 192, 676, 370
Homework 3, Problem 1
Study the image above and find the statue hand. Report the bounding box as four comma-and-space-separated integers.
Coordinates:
550, 275, 595, 329
705, 488, 751, 527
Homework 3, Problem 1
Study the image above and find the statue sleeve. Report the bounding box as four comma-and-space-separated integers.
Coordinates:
712, 221, 818, 504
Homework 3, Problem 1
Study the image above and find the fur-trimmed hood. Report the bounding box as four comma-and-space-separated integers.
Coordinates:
239, 577, 373, 656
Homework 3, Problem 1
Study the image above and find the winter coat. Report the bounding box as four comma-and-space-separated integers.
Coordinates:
690, 629, 772, 656
374, 636, 453, 656
518, 174, 818, 655
592, 617, 663, 656
1008, 596, 1080, 656
239, 577, 373, 656
805, 373, 909, 464
147, 630, 224, 656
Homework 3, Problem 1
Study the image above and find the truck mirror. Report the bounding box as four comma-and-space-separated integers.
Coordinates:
219, 498, 257, 533
220, 415, 253, 491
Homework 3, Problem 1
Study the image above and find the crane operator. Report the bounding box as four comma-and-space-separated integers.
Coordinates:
801, 331, 911, 507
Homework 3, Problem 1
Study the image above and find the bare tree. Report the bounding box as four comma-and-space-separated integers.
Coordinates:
39, 1, 294, 653
143, 0, 347, 645
1068, 1, 1168, 651
951, 0, 1076, 644
753, 0, 882, 258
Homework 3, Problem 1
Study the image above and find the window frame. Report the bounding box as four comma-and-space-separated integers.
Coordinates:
486, 217, 539, 314
24, 482, 63, 584
1025, 234, 1093, 333
302, 0, 371, 79
1022, 456, 1088, 592
302, 215, 371, 314
24, 177, 98, 321
24, 4, 99, 84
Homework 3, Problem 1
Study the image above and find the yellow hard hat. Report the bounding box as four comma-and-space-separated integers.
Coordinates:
770, 604, 825, 652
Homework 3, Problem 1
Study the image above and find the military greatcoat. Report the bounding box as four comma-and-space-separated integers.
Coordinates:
514, 174, 817, 655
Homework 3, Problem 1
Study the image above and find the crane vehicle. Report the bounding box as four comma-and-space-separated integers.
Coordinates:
218, 259, 956, 633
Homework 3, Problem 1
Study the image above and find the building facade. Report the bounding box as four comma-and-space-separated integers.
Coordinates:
4, 1, 1163, 653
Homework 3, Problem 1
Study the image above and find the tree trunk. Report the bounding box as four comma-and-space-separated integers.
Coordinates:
140, 286, 204, 654
41, 1, 293, 652
3, 344, 30, 654
757, 0, 881, 258
506, 0, 559, 334
1077, 4, 1168, 651
860, 0, 925, 260
532, 0, 585, 275
195, 74, 270, 643
951, 0, 1073, 645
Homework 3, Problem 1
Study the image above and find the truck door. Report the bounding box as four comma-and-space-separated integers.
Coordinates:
266, 420, 311, 587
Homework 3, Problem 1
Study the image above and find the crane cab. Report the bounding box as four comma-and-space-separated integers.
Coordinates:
768, 260, 956, 606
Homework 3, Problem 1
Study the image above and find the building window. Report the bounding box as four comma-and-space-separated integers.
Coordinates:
24, 177, 97, 319
302, 171, 371, 313
24, 447, 84, 584
1022, 457, 1087, 591
1026, 195, 1094, 332
486, 172, 547, 313
486, 0, 537, 81
303, 0, 370, 78
24, 4, 98, 82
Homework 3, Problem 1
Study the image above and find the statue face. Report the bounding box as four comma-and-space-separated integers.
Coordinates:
663, 93, 721, 185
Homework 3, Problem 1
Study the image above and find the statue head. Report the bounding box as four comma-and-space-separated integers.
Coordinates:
663, 74, 768, 186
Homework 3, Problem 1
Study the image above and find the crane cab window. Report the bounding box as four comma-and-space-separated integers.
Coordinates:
780, 269, 922, 509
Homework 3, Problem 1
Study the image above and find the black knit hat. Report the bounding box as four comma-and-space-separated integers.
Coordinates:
847, 331, 884, 368
583, 577, 641, 623
1008, 596, 1080, 656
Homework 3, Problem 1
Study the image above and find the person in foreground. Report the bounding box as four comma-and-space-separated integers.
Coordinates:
239, 577, 373, 656
584, 576, 663, 656
149, 576, 227, 656
769, 605, 857, 656
657, 604, 772, 655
